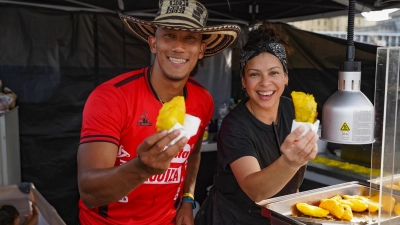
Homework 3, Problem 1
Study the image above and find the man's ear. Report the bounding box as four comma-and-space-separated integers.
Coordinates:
148, 35, 157, 54
198, 42, 207, 59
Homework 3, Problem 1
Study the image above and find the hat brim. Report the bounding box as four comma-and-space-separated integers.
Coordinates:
119, 14, 241, 58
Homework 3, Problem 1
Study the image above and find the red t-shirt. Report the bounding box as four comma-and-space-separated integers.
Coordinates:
78, 67, 214, 224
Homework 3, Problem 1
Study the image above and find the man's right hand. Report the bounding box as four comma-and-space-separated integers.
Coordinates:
134, 129, 188, 176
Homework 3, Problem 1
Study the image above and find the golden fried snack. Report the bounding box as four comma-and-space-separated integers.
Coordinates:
291, 91, 317, 123
319, 199, 344, 219
384, 184, 400, 190
340, 198, 369, 212
156, 96, 185, 131
367, 199, 380, 213
341, 204, 353, 221
296, 203, 329, 217
342, 195, 380, 213
370, 195, 396, 213
394, 203, 400, 216
330, 195, 342, 201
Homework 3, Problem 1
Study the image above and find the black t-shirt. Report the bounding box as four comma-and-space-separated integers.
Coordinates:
214, 96, 307, 220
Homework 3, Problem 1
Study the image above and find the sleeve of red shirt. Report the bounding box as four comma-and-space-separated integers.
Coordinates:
80, 83, 127, 146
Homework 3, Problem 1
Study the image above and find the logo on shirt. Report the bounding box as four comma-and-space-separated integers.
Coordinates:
137, 110, 152, 126
143, 144, 191, 184
117, 145, 130, 165
117, 145, 130, 158
171, 144, 191, 163
144, 166, 182, 184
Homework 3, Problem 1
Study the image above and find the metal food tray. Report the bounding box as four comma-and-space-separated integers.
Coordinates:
369, 174, 400, 196
257, 181, 400, 225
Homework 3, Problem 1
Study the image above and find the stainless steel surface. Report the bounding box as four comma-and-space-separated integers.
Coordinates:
321, 71, 374, 144
257, 182, 400, 225
369, 174, 400, 196
369, 174, 400, 185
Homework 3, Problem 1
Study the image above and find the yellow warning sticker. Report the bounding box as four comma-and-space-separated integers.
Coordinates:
340, 122, 350, 131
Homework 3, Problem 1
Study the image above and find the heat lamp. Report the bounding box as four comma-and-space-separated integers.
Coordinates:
320, 0, 375, 144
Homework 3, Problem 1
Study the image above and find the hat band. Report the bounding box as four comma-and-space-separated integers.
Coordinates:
154, 15, 204, 28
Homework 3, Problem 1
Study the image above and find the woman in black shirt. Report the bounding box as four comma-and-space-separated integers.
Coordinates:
195, 22, 320, 225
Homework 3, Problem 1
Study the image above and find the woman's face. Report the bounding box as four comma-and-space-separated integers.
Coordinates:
241, 52, 288, 112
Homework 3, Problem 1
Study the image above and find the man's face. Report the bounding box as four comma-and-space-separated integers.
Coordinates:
148, 28, 206, 81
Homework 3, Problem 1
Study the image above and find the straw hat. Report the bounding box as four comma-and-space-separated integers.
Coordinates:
119, 0, 241, 57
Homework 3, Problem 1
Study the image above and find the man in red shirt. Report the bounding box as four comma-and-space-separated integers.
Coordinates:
77, 0, 240, 224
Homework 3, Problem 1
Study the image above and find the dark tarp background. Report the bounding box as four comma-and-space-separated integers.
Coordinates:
0, 5, 377, 224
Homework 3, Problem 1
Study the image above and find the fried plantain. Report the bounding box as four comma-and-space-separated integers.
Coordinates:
370, 194, 396, 213
319, 198, 344, 219
296, 203, 330, 217
341, 204, 353, 221
394, 203, 400, 216
340, 198, 369, 212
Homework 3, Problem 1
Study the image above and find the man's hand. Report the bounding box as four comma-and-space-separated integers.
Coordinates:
175, 202, 194, 225
134, 129, 188, 176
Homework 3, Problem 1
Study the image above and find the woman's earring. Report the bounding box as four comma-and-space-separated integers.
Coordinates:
285, 83, 288, 87
242, 87, 246, 91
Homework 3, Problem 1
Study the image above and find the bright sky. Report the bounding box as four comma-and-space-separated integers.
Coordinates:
361, 8, 399, 21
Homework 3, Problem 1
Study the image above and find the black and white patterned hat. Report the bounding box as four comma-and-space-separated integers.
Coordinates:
119, 0, 241, 57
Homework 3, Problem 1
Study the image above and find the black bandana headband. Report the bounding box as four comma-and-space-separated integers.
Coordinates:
240, 40, 288, 77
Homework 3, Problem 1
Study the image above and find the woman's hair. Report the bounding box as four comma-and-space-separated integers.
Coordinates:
247, 22, 293, 57
240, 22, 293, 77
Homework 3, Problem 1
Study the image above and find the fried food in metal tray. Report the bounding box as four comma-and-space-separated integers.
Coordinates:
257, 181, 400, 225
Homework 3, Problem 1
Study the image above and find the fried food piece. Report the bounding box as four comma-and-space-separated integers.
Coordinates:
340, 198, 369, 212
394, 203, 400, 216
330, 195, 342, 201
384, 184, 400, 190
370, 195, 396, 213
291, 91, 317, 123
342, 195, 380, 213
341, 204, 353, 221
296, 203, 329, 217
156, 96, 185, 131
367, 200, 381, 213
319, 199, 344, 219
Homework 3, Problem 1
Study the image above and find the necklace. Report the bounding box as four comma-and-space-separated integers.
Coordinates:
248, 101, 279, 125
148, 67, 164, 105
156, 95, 164, 105
148, 66, 186, 105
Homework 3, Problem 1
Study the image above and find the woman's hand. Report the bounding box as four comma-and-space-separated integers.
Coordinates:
280, 126, 319, 168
